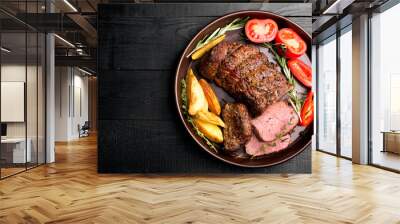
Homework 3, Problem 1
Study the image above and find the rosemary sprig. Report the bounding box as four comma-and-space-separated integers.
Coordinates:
261, 43, 294, 85
287, 89, 304, 123
261, 42, 303, 121
187, 17, 249, 58
180, 79, 218, 153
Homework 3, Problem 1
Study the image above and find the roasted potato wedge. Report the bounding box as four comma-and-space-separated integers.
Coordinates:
191, 34, 225, 60
195, 111, 225, 128
186, 68, 208, 115
193, 118, 223, 143
199, 79, 221, 115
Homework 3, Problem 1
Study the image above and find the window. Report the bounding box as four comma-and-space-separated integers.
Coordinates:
370, 3, 400, 171
317, 36, 337, 154
316, 24, 353, 159
339, 27, 352, 158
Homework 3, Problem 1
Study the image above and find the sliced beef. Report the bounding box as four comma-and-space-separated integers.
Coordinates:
222, 103, 252, 151
251, 101, 299, 142
199, 42, 242, 80
245, 134, 291, 156
200, 41, 291, 115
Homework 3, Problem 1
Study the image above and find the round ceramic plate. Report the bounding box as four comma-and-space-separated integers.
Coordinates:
175, 10, 313, 167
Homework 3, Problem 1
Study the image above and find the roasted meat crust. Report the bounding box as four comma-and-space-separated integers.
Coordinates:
200, 42, 291, 115
222, 103, 252, 151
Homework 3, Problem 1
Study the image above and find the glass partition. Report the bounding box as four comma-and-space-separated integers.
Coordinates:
26, 0, 40, 170
38, 32, 45, 165
27, 30, 38, 169
0, 2, 46, 179
1, 30, 28, 177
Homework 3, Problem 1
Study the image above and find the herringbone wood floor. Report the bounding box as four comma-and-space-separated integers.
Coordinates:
0, 135, 400, 224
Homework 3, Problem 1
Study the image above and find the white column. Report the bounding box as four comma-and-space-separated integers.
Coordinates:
46, 1, 55, 163
312, 45, 317, 151
352, 14, 369, 164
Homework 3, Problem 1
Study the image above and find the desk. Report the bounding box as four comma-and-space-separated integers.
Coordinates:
1, 138, 31, 163
382, 131, 400, 154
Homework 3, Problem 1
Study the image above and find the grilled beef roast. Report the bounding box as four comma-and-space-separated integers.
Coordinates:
199, 41, 291, 115
222, 103, 252, 151
251, 101, 298, 142
245, 134, 291, 156
199, 42, 242, 80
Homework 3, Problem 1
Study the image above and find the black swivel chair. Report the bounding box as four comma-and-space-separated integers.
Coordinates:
78, 121, 90, 138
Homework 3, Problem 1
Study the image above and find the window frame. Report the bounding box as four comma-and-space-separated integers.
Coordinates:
315, 24, 353, 161
367, 0, 400, 173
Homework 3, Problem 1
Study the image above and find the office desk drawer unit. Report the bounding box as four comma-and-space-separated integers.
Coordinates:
382, 132, 400, 154
1, 138, 32, 164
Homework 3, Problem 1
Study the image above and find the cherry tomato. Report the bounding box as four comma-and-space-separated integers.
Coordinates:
300, 91, 314, 126
245, 19, 278, 43
275, 28, 307, 59
288, 59, 312, 88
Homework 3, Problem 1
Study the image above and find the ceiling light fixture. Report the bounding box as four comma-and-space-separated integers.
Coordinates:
1, 47, 11, 53
322, 0, 354, 15
63, 0, 78, 12
78, 67, 92, 76
54, 34, 75, 48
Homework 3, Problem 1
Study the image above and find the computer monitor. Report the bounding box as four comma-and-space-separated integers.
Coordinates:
1, 123, 7, 137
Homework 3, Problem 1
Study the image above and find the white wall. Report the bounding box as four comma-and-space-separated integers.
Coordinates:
55, 66, 70, 141
55, 66, 89, 141
71, 73, 89, 138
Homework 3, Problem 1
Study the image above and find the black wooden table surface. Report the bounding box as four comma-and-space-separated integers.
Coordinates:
98, 3, 312, 173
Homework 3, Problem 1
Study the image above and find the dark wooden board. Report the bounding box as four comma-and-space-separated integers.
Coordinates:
99, 70, 175, 120
99, 3, 311, 18
98, 3, 312, 173
98, 119, 311, 173
98, 16, 311, 71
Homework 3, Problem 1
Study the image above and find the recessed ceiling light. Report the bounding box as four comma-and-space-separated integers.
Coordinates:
54, 34, 75, 48
63, 0, 78, 12
78, 67, 92, 76
322, 0, 355, 15
1, 47, 11, 53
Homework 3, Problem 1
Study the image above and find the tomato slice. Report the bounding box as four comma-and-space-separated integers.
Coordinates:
275, 28, 307, 59
288, 59, 312, 88
300, 91, 314, 127
245, 19, 278, 43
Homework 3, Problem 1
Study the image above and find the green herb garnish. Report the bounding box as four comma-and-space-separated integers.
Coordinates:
180, 79, 218, 153
261, 42, 304, 122
261, 43, 294, 85
287, 89, 304, 123
275, 132, 284, 140
187, 17, 250, 58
